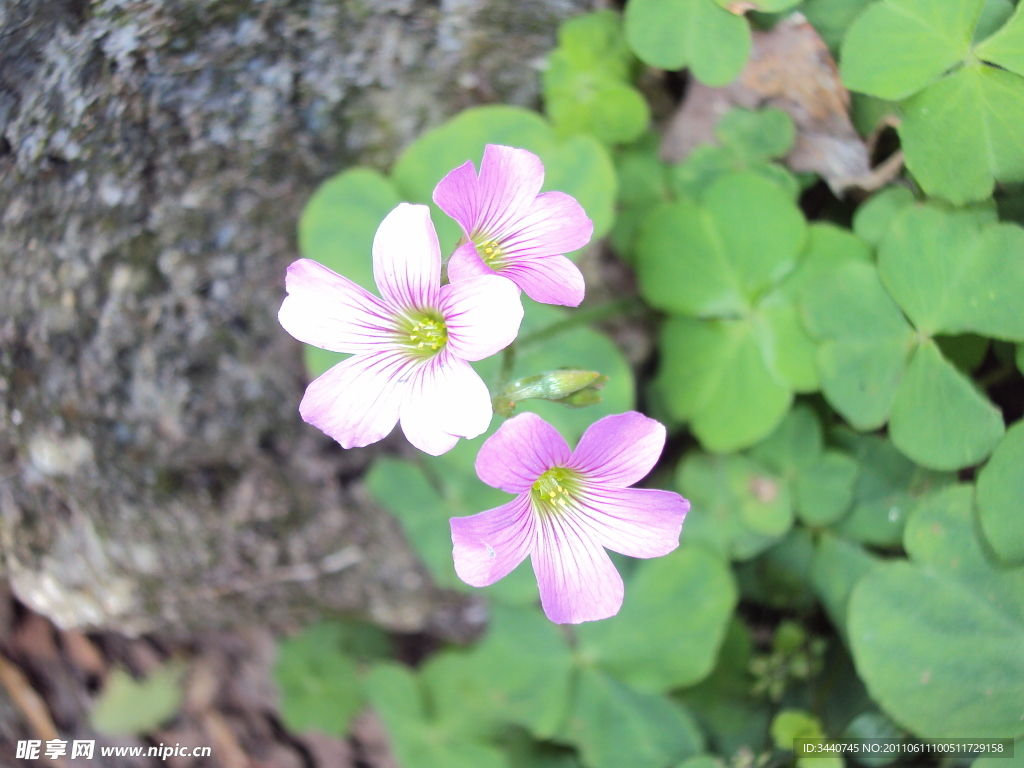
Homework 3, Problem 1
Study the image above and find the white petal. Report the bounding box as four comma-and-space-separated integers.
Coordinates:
372, 203, 442, 311
299, 352, 408, 449
441, 274, 523, 362
278, 259, 396, 353
399, 354, 492, 454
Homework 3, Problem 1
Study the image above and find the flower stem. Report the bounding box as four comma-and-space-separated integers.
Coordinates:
498, 344, 517, 388
977, 363, 1019, 390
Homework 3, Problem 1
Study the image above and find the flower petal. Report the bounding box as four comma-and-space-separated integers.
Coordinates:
278, 259, 395, 353
446, 240, 497, 286
451, 494, 535, 587
446, 240, 496, 284
372, 203, 441, 311
475, 145, 546, 236
400, 422, 460, 456
433, 160, 481, 238
499, 253, 585, 307
533, 514, 624, 624
299, 352, 407, 449
475, 412, 571, 493
400, 354, 492, 455
497, 191, 593, 258
567, 412, 667, 487
441, 274, 523, 361
572, 485, 688, 559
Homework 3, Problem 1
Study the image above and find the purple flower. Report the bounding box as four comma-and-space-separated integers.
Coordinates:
433, 144, 594, 307
451, 411, 689, 624
279, 203, 524, 456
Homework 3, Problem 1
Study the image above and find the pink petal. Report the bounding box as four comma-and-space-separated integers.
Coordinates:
533, 514, 624, 624
372, 203, 441, 311
475, 145, 546, 237
451, 494, 535, 587
496, 191, 593, 258
400, 355, 492, 455
299, 352, 407, 449
572, 485, 687, 559
475, 412, 572, 493
433, 160, 480, 239
568, 412, 667, 487
440, 274, 524, 362
446, 240, 496, 284
500, 253, 585, 307
278, 259, 395, 353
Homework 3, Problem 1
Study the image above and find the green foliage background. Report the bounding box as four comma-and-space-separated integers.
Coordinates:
277, 2, 1024, 766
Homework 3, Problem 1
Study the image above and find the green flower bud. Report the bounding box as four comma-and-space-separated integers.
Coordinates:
492, 369, 607, 416
503, 369, 601, 401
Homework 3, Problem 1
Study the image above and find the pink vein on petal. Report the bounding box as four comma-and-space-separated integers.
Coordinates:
475, 413, 572, 493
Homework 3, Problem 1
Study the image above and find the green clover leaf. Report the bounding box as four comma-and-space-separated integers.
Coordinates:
976, 421, 1024, 566
639, 172, 806, 317
543, 11, 650, 145
899, 64, 1024, 205
562, 668, 704, 768
365, 663, 509, 768
736, 529, 817, 611
840, 0, 1024, 202
576, 545, 738, 692
831, 430, 955, 547
802, 203, 1023, 470
422, 604, 574, 739
624, 0, 751, 86
677, 452, 793, 560
639, 172, 811, 450
802, 0, 875, 51
810, 533, 880, 640
887, 339, 1004, 470
669, 109, 800, 203
610, 133, 671, 260
656, 317, 794, 450
975, 1, 1024, 75
801, 261, 915, 433
676, 620, 771, 757
91, 662, 185, 737
274, 623, 364, 736
848, 485, 1024, 738
840, 0, 984, 100
750, 406, 859, 527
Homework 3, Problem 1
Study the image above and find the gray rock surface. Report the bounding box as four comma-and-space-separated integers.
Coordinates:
0, 0, 585, 638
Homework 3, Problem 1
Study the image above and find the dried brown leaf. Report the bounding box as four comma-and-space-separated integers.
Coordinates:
662, 14, 901, 194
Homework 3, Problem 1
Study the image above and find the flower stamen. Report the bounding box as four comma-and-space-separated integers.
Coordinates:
410, 318, 447, 349
473, 236, 507, 267
531, 467, 579, 516
399, 312, 449, 357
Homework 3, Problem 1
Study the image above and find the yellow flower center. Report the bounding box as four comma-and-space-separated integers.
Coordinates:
400, 312, 448, 357
531, 467, 580, 516
475, 238, 505, 265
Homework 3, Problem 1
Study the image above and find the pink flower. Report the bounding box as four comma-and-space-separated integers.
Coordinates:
433, 144, 594, 307
279, 203, 524, 456
450, 411, 689, 624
